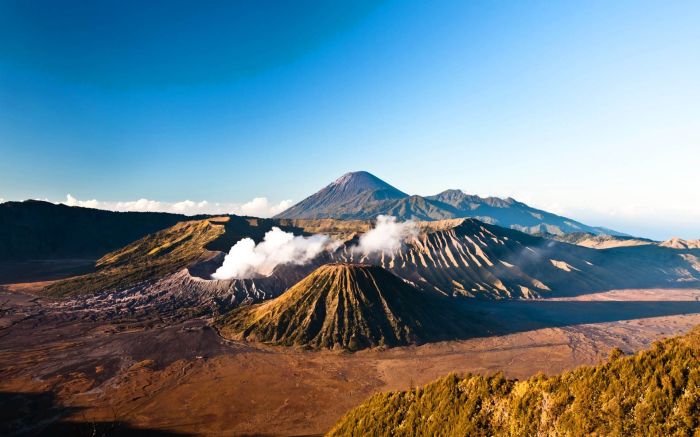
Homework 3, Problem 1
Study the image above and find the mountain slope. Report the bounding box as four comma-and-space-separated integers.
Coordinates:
329, 326, 700, 436
43, 218, 227, 297
217, 263, 476, 350
42, 212, 700, 301
274, 172, 624, 236
0, 200, 189, 262
42, 215, 311, 297
331, 219, 700, 299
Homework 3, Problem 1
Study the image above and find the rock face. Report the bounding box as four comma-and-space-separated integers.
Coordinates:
217, 263, 475, 350
274, 171, 625, 236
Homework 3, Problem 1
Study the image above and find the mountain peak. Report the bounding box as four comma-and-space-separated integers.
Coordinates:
330, 171, 404, 193
273, 171, 407, 219
435, 188, 466, 197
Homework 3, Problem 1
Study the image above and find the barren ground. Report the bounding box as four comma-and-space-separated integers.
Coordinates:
2, 284, 700, 436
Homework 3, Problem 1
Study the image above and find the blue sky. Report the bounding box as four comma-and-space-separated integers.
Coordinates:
1, 0, 698, 239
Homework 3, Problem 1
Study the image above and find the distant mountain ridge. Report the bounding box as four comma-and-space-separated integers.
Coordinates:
275, 171, 626, 236
0, 200, 190, 262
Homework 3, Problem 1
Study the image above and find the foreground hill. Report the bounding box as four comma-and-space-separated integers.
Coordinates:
275, 171, 624, 236
0, 200, 189, 262
217, 263, 476, 350
329, 326, 700, 436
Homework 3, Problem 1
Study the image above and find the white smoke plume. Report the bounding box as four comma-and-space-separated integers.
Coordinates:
211, 227, 339, 280
211, 215, 417, 280
353, 215, 418, 256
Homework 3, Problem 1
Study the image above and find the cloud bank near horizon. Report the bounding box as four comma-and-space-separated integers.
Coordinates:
60, 194, 293, 217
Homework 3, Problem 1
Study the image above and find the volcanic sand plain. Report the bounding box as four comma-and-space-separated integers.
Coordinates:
2, 283, 700, 436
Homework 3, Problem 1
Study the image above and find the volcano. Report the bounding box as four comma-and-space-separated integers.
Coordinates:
217, 263, 475, 350
274, 171, 626, 236
275, 171, 408, 220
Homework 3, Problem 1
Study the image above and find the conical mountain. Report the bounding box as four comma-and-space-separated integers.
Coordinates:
273, 171, 408, 219
217, 263, 474, 350
325, 171, 406, 198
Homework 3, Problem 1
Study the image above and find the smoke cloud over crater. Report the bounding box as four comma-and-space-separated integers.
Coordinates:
211, 227, 339, 280
353, 215, 418, 256
211, 215, 418, 280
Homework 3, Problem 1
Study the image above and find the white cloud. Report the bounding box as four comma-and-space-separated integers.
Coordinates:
270, 199, 294, 215
65, 194, 104, 210
61, 194, 293, 218
172, 200, 209, 213
237, 197, 295, 217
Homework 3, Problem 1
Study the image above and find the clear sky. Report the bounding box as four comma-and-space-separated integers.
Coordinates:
1, 0, 698, 239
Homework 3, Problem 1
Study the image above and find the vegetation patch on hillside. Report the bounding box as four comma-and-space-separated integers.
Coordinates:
330, 327, 700, 436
